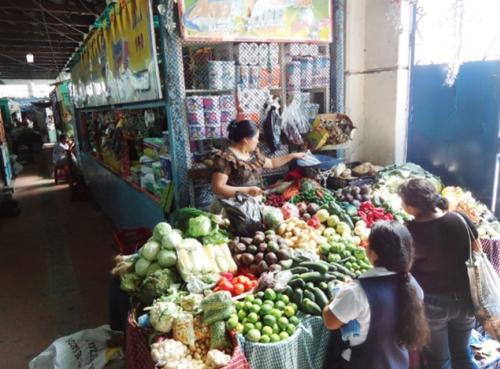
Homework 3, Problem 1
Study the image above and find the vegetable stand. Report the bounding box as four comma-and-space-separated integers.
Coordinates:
113, 161, 500, 369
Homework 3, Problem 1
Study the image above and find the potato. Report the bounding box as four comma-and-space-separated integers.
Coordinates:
292, 227, 302, 237
277, 223, 287, 235
286, 223, 295, 232
284, 231, 293, 238
290, 236, 298, 244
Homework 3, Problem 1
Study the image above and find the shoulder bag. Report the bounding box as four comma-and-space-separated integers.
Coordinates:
456, 212, 500, 339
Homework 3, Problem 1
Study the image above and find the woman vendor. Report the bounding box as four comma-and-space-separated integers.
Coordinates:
211, 119, 304, 199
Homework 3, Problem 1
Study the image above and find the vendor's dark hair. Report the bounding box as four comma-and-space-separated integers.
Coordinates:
227, 120, 258, 142
369, 221, 430, 349
59, 134, 67, 141
398, 178, 448, 214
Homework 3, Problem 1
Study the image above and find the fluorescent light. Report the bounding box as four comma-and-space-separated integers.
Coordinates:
26, 53, 34, 63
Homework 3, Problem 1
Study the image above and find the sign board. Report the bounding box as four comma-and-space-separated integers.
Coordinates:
71, 0, 162, 108
178, 0, 332, 43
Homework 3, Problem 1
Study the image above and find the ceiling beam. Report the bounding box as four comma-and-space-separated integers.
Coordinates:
0, 0, 100, 16
0, 25, 82, 36
0, 35, 80, 44
1, 50, 74, 55
0, 42, 76, 50
0, 19, 90, 29
0, 11, 96, 28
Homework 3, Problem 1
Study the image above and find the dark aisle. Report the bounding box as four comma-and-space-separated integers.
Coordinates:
0, 148, 116, 369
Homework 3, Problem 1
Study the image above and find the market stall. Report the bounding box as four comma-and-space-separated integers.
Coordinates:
112, 160, 500, 369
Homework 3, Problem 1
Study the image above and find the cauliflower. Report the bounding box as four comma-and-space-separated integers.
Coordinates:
180, 294, 203, 312
206, 349, 231, 368
148, 301, 178, 333
150, 339, 187, 367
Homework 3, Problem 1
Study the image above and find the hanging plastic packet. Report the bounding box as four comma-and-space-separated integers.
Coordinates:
298, 150, 321, 167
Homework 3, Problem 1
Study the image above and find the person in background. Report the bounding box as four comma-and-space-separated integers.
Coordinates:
322, 221, 429, 369
399, 178, 481, 369
211, 119, 304, 199
52, 134, 71, 166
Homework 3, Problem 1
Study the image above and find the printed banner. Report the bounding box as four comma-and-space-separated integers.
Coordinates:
71, 0, 161, 108
178, 0, 332, 43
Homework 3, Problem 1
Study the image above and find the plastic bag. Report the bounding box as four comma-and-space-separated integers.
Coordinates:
281, 96, 310, 145
220, 192, 264, 237
467, 251, 500, 340
29, 325, 116, 369
263, 97, 282, 153
210, 320, 231, 350
263, 206, 284, 229
173, 312, 196, 350
281, 203, 300, 220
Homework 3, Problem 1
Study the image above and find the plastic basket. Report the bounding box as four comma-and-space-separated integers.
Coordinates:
114, 228, 152, 255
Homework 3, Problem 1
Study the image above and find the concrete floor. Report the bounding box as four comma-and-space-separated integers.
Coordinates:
0, 149, 116, 368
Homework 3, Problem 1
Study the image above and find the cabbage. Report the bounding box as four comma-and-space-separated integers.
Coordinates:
153, 222, 172, 242
146, 262, 161, 275
263, 206, 284, 229
180, 238, 203, 251
135, 257, 151, 277
162, 231, 183, 250
142, 240, 161, 261
157, 250, 177, 268
187, 215, 212, 237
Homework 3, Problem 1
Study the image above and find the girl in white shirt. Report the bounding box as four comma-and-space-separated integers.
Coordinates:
322, 221, 430, 369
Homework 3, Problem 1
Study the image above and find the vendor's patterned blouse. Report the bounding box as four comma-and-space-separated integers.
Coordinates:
213, 148, 267, 187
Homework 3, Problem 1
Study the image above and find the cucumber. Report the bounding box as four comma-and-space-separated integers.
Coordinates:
280, 259, 294, 269
306, 282, 316, 290
332, 263, 356, 278
298, 272, 331, 283
283, 285, 294, 297
289, 266, 309, 275
318, 281, 329, 291
312, 287, 329, 308
303, 289, 316, 302
292, 288, 304, 306
327, 264, 338, 272
302, 298, 322, 315
288, 278, 306, 289
298, 261, 329, 274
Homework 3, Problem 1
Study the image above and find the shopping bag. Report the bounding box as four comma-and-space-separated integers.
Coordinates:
29, 325, 116, 369
219, 192, 264, 237
458, 214, 500, 340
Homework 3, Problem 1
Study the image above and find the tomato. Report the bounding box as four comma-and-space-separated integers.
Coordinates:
220, 272, 234, 280
233, 283, 245, 296
249, 280, 258, 289
219, 280, 234, 292
213, 286, 221, 292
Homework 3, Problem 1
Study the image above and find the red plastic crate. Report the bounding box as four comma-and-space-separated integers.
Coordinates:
114, 228, 152, 255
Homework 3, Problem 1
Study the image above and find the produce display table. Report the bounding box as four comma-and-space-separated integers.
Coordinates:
237, 315, 329, 369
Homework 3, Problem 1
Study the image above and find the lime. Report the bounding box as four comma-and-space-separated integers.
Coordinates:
245, 295, 255, 303
260, 304, 272, 316
229, 313, 239, 321
254, 322, 263, 331
256, 291, 265, 299
259, 335, 271, 343
263, 315, 276, 327
286, 324, 296, 335
272, 323, 281, 334
270, 333, 281, 343
238, 309, 247, 320
275, 301, 286, 310
279, 332, 290, 340
235, 301, 245, 311
289, 316, 300, 326
246, 329, 261, 342
241, 318, 248, 325
275, 293, 284, 301
262, 300, 274, 308
244, 301, 254, 311
262, 326, 273, 336
250, 304, 261, 314
247, 312, 259, 324
284, 306, 296, 318
278, 317, 289, 330
236, 323, 244, 333
227, 318, 239, 330
254, 298, 263, 306
289, 303, 298, 311
264, 288, 277, 301
271, 308, 283, 319
280, 295, 290, 304
243, 323, 255, 334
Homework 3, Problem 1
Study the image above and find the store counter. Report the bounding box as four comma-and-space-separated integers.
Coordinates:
80, 153, 165, 229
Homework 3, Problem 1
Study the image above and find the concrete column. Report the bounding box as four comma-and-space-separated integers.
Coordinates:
345, 0, 412, 165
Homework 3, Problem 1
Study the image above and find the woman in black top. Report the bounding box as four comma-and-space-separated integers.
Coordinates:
399, 179, 482, 369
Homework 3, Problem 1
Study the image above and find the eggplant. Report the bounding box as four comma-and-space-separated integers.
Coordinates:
276, 249, 290, 261
236, 243, 247, 253
269, 264, 282, 273
241, 253, 255, 265
257, 260, 269, 274
247, 245, 258, 255
258, 242, 268, 253
265, 252, 278, 265
255, 252, 265, 264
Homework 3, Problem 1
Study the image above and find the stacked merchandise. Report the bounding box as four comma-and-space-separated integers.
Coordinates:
186, 96, 237, 140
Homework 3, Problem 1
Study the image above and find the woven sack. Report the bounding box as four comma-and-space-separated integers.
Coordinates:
125, 308, 155, 369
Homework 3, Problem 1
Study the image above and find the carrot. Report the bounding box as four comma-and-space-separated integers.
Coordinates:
283, 182, 300, 200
